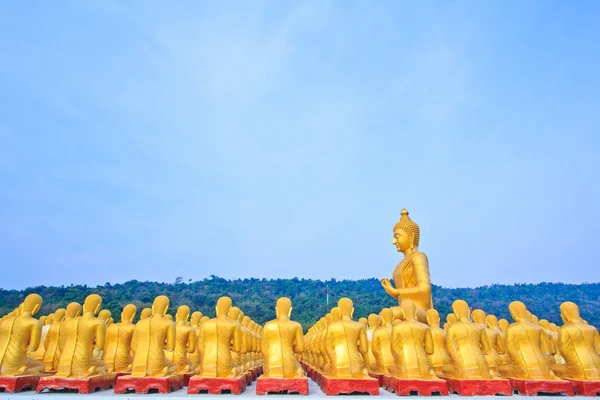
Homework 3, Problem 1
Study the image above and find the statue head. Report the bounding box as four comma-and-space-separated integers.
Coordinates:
531, 314, 539, 325
368, 313, 381, 329
338, 298, 354, 319
191, 311, 203, 326
152, 295, 170, 316
526, 310, 533, 322
242, 316, 251, 327
237, 310, 245, 323
165, 314, 173, 320
400, 300, 417, 321
201, 316, 209, 323
392, 307, 404, 322
393, 209, 420, 252
54, 308, 66, 322
216, 296, 232, 317
22, 294, 43, 316
330, 306, 342, 321
560, 301, 581, 324
140, 308, 152, 320
549, 323, 559, 333
486, 314, 499, 329
275, 297, 292, 318
46, 313, 54, 324
121, 304, 137, 323
98, 309, 112, 325
358, 317, 368, 327
426, 309, 441, 326
452, 300, 470, 320
39, 315, 47, 325
380, 308, 394, 325
539, 319, 551, 330
498, 319, 509, 331
446, 313, 457, 324
228, 306, 241, 320
472, 309, 486, 325
509, 301, 528, 322
176, 305, 190, 322
83, 294, 103, 315
66, 302, 82, 319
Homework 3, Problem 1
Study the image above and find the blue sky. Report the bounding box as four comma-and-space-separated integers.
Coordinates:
1, 1, 599, 290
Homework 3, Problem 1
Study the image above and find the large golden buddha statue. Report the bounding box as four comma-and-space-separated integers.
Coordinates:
0, 294, 45, 376
197, 296, 242, 378
173, 305, 197, 373
130, 296, 176, 377
56, 294, 108, 378
551, 302, 600, 381
261, 297, 305, 378
324, 298, 369, 378
381, 209, 433, 323
103, 304, 137, 373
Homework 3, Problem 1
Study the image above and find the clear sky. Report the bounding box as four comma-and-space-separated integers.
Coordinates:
1, 1, 599, 290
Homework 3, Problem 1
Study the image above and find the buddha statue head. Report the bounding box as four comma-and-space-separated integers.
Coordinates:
275, 297, 292, 318
509, 301, 528, 323
237, 310, 245, 324
215, 296, 232, 317
531, 314, 539, 325
498, 319, 509, 331
98, 309, 112, 324
392, 209, 420, 253
331, 306, 343, 321
400, 299, 417, 321
65, 302, 82, 320
121, 304, 137, 323
368, 313, 381, 329
54, 308, 66, 323
472, 309, 486, 325
152, 296, 170, 316
426, 309, 441, 327
549, 323, 559, 333
191, 311, 203, 326
39, 315, 47, 325
242, 316, 251, 327
539, 319, 551, 330
22, 294, 43, 316
140, 308, 152, 320
560, 301, 581, 324
446, 313, 457, 324
380, 308, 394, 325
526, 310, 533, 322
165, 314, 173, 320
452, 300, 471, 321
47, 313, 54, 324
83, 294, 102, 315
338, 298, 354, 319
228, 306, 241, 321
201, 316, 209, 323
176, 305, 190, 323
392, 307, 404, 322
358, 317, 368, 328
486, 314, 500, 329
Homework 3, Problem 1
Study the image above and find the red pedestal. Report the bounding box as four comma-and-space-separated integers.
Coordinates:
569, 380, 600, 396
509, 378, 574, 396
183, 372, 194, 386
187, 376, 247, 395
383, 375, 449, 396
369, 373, 385, 386
256, 377, 309, 395
114, 374, 183, 394
444, 377, 512, 396
115, 372, 130, 378
319, 375, 379, 396
36, 374, 116, 394
0, 375, 42, 393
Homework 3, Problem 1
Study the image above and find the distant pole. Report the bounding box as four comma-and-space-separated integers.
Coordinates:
326, 284, 329, 311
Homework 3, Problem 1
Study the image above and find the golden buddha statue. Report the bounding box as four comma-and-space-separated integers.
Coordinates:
544, 321, 565, 364
42, 307, 65, 372
139, 308, 152, 321
197, 296, 242, 378
366, 313, 381, 371
28, 315, 48, 362
381, 209, 433, 323
486, 314, 509, 366
189, 311, 203, 370
389, 300, 437, 379
0, 294, 45, 376
98, 310, 112, 327
426, 309, 453, 376
359, 318, 368, 329
130, 296, 176, 377
103, 304, 137, 373
504, 301, 557, 380
173, 305, 197, 373
324, 298, 369, 378
370, 308, 394, 374
227, 306, 244, 369
444, 313, 457, 330
56, 294, 108, 378
472, 309, 502, 376
550, 302, 600, 381
261, 297, 305, 378
445, 300, 491, 379
241, 316, 254, 370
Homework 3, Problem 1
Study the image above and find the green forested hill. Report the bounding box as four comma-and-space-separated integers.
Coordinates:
2, 277, 599, 331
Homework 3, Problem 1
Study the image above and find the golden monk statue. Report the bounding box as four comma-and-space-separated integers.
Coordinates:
189, 311, 203, 370
261, 297, 304, 378
370, 308, 394, 374
0, 294, 45, 376
445, 300, 491, 379
486, 314, 509, 366
550, 302, 600, 380
98, 310, 112, 327
28, 315, 48, 361
389, 300, 437, 379
366, 313, 381, 371
42, 308, 65, 371
173, 305, 197, 373
139, 308, 152, 321
324, 298, 369, 378
472, 309, 502, 376
197, 296, 242, 378
381, 209, 433, 323
504, 301, 557, 380
426, 309, 453, 376
56, 294, 108, 378
103, 304, 136, 373
130, 296, 176, 377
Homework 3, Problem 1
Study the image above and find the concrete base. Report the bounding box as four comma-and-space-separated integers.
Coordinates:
114, 374, 184, 394
36, 374, 116, 394
382, 375, 448, 396
444, 377, 512, 396
368, 373, 385, 387
569, 379, 600, 396
0, 375, 42, 393
256, 377, 309, 395
187, 376, 248, 395
318, 375, 379, 396
509, 378, 574, 396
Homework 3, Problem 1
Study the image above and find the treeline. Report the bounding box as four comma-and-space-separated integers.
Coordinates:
1, 277, 599, 331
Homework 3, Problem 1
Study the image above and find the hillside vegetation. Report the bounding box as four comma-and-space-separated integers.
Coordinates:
2, 277, 599, 331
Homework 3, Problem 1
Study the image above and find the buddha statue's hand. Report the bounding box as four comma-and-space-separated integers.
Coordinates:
380, 278, 397, 297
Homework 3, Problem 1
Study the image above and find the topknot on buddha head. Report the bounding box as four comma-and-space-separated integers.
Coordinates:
393, 209, 420, 247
